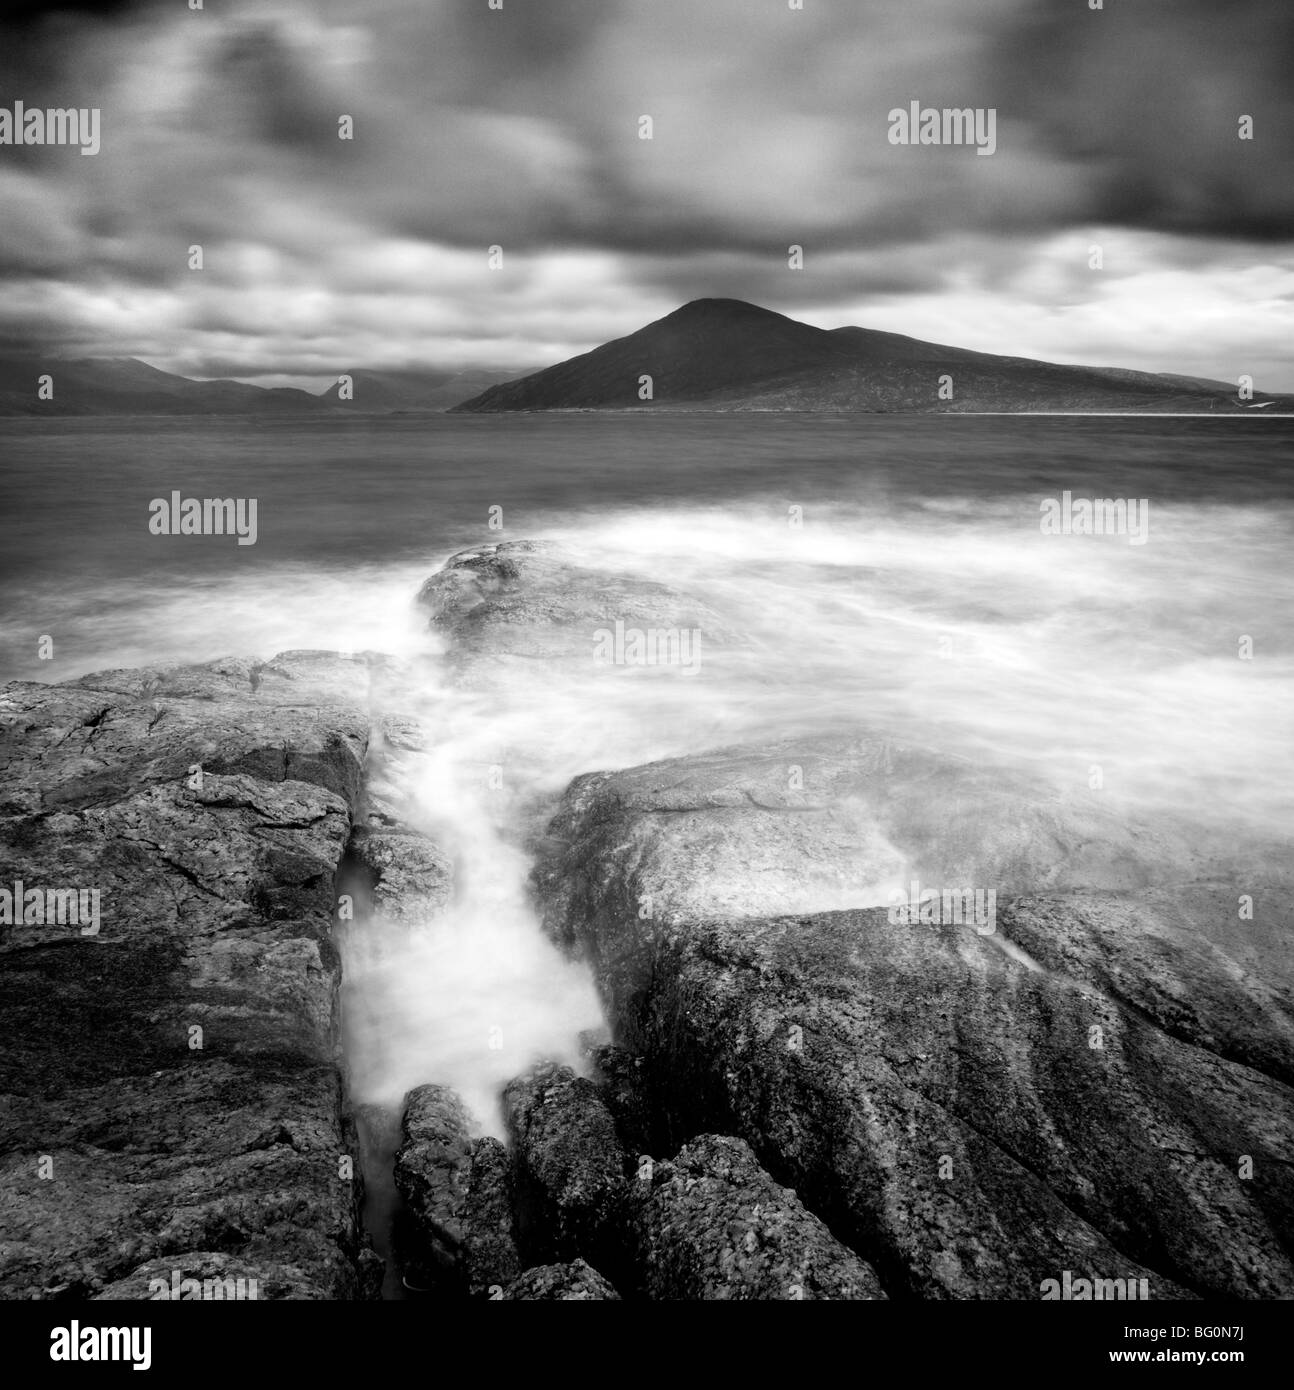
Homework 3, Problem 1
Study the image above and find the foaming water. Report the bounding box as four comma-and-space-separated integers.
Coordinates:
339, 660, 609, 1133
0, 562, 435, 680
537, 500, 1294, 835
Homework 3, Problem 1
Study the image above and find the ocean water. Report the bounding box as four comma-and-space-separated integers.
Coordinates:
3, 413, 1292, 1141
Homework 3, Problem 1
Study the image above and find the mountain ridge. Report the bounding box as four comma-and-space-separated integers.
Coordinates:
451, 299, 1291, 414
0, 305, 1287, 416
0, 356, 510, 417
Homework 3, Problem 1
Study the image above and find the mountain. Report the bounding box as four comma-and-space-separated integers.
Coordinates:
0, 358, 509, 416
316, 368, 509, 412
0, 356, 328, 416
451, 299, 1292, 414
4, 310, 1284, 417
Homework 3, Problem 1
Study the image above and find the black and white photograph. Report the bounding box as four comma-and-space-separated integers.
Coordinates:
0, 0, 1290, 1365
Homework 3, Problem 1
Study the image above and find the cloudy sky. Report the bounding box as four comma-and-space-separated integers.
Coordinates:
1, 0, 1292, 388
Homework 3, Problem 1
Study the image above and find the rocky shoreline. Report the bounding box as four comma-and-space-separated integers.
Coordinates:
2, 540, 1292, 1300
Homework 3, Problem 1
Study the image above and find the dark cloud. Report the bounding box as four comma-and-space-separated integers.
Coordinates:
2, 0, 144, 25
984, 0, 1294, 239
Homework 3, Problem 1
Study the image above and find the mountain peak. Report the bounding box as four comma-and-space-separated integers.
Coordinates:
451, 299, 1270, 414
662, 298, 796, 324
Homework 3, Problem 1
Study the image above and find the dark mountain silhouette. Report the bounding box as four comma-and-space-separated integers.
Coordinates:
0, 358, 510, 416
451, 299, 1291, 414
0, 356, 326, 416
2, 308, 1284, 416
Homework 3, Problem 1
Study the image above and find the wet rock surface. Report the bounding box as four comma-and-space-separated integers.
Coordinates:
0, 650, 408, 1299
630, 1134, 885, 1300
415, 540, 744, 705
503, 1061, 629, 1279
392, 1085, 475, 1287
533, 741, 1294, 1299
92, 1250, 355, 1301
417, 540, 742, 661
535, 737, 1266, 970
392, 1084, 520, 1296
501, 1258, 621, 1301
585, 1042, 655, 1161
349, 826, 453, 925
998, 887, 1294, 1087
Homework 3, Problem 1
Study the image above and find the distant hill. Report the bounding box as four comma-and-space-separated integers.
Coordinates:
0, 358, 509, 416
316, 368, 508, 412
0, 356, 327, 416
2, 313, 1285, 417
451, 299, 1292, 414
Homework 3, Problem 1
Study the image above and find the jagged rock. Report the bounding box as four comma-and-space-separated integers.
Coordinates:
0, 673, 367, 819
461, 1137, 523, 1297
503, 1061, 628, 1275
416, 540, 743, 667
392, 1083, 520, 1296
348, 826, 452, 924
535, 738, 1267, 972
501, 1259, 620, 1301
534, 743, 1294, 1299
999, 887, 1294, 1087
631, 1135, 885, 1300
0, 652, 384, 1299
393, 1085, 474, 1286
94, 1251, 320, 1301
252, 649, 385, 707
586, 1043, 655, 1161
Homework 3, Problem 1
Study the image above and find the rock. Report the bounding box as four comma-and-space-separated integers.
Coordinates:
586, 1043, 655, 1161
392, 1084, 520, 1296
0, 674, 367, 820
252, 650, 385, 707
999, 887, 1294, 1087
503, 1061, 628, 1276
416, 540, 743, 668
631, 1135, 885, 1300
539, 738, 1266, 973
535, 743, 1294, 1299
392, 1085, 474, 1287
460, 1137, 523, 1297
596, 903, 1240, 1297
94, 1252, 309, 1301
0, 652, 384, 1299
501, 1259, 620, 1301
348, 827, 452, 925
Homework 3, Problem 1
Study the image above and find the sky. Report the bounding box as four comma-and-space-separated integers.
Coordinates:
1, 0, 1292, 389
